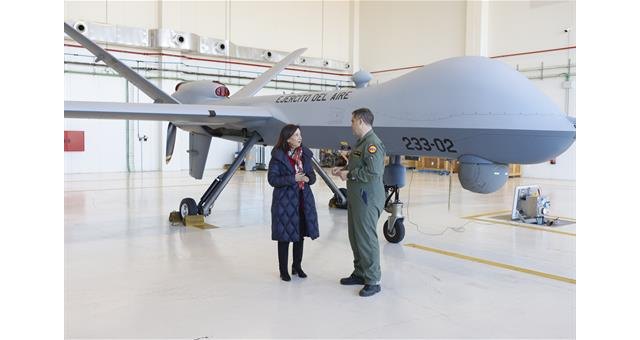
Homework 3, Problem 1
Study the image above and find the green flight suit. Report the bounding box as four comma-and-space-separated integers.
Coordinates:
346, 129, 386, 285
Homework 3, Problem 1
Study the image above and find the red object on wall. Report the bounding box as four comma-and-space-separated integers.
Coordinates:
64, 131, 85, 152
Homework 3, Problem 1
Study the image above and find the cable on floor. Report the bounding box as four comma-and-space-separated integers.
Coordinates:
404, 169, 491, 236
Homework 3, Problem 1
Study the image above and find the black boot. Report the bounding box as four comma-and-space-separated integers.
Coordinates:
340, 273, 365, 285
278, 241, 291, 281
359, 284, 381, 297
292, 239, 306, 278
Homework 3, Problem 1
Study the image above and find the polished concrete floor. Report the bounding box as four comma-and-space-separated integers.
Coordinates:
65, 169, 576, 339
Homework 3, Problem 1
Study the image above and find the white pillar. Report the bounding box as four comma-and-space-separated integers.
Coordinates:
349, 0, 360, 73
465, 0, 488, 56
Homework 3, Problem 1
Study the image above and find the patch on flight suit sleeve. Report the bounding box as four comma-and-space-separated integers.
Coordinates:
367, 144, 377, 154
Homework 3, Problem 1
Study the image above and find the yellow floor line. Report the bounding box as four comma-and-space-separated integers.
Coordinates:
547, 215, 577, 222
468, 216, 576, 236
465, 210, 576, 223
463, 210, 511, 219
463, 210, 576, 236
405, 243, 576, 285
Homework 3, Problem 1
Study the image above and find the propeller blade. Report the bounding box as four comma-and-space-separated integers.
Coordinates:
165, 122, 177, 164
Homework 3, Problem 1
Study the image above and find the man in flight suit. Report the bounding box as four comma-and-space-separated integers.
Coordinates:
332, 108, 386, 297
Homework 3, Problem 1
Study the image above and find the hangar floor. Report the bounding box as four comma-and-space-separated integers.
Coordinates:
65, 169, 576, 339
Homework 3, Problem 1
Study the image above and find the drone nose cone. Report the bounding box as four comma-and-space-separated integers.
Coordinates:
397, 56, 565, 118
382, 56, 575, 164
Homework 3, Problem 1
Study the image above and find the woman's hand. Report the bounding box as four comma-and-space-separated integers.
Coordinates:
331, 167, 348, 181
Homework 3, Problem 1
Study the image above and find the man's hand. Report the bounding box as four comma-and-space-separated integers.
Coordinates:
302, 176, 310, 183
331, 167, 342, 176
295, 172, 306, 182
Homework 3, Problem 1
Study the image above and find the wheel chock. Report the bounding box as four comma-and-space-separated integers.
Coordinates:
169, 211, 217, 229
185, 215, 218, 229
184, 214, 205, 226
169, 211, 183, 225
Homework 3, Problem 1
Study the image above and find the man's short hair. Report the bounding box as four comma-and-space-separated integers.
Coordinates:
352, 108, 374, 126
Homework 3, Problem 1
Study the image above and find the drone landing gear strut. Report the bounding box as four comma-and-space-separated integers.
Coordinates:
169, 133, 261, 226
311, 157, 348, 209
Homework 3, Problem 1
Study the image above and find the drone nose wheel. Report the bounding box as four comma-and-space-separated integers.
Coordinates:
383, 218, 405, 243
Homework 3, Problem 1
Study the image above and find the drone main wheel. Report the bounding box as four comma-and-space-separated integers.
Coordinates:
383, 219, 405, 243
179, 198, 198, 219
329, 188, 348, 209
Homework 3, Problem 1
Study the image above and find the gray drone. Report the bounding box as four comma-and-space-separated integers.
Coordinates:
64, 23, 576, 243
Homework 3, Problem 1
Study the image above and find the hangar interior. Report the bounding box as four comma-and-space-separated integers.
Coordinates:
64, 1, 576, 339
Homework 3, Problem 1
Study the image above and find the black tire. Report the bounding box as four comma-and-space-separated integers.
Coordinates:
329, 188, 348, 209
383, 219, 405, 243
179, 198, 198, 219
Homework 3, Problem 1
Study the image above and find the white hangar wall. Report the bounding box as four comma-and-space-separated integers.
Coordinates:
358, 0, 468, 84
358, 0, 576, 181
64, 0, 353, 174
65, 1, 352, 62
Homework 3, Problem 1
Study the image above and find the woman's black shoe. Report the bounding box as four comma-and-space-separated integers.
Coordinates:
292, 266, 307, 278
280, 272, 291, 281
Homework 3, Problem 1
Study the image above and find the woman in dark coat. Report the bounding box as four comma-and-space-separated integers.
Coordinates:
268, 124, 319, 281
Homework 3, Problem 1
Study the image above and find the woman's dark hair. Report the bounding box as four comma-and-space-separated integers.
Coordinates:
272, 124, 300, 155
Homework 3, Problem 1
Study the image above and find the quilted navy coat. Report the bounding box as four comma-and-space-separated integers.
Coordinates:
268, 146, 319, 242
